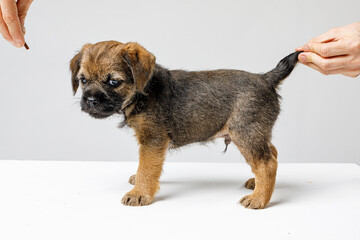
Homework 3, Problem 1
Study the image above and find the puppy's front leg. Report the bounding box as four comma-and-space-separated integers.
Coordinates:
122, 139, 169, 206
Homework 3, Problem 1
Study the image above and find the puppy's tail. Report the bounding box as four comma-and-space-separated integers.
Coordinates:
263, 51, 302, 87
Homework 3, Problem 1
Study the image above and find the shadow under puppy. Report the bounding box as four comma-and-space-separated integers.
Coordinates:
70, 41, 301, 209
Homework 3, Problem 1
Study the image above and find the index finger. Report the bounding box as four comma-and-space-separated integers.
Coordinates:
0, 0, 24, 47
306, 41, 349, 58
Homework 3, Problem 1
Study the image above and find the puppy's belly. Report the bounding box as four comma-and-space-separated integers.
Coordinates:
167, 117, 230, 148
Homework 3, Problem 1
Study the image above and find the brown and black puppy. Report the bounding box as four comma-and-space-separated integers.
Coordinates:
70, 41, 301, 209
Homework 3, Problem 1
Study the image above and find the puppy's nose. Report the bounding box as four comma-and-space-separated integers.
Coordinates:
86, 96, 99, 107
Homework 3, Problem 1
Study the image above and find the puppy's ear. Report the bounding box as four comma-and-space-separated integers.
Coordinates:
70, 44, 92, 95
70, 52, 81, 95
120, 42, 156, 93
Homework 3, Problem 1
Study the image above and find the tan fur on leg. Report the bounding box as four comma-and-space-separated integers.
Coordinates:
240, 144, 278, 209
122, 138, 169, 206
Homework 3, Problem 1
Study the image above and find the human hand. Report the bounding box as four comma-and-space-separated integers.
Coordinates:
0, 0, 33, 48
296, 22, 360, 78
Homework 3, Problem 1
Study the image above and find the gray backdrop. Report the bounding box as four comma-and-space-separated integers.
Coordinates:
0, 0, 359, 163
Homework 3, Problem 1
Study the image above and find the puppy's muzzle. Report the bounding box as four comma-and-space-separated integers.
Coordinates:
82, 90, 105, 108
80, 90, 118, 119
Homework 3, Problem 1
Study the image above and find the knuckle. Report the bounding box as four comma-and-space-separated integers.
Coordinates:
322, 69, 330, 75
306, 53, 313, 62
349, 57, 360, 66
320, 46, 329, 56
2, 13, 16, 24
352, 40, 360, 53
306, 43, 313, 51
349, 41, 357, 51
322, 62, 331, 70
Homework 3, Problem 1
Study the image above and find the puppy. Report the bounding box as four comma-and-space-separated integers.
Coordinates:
70, 41, 301, 209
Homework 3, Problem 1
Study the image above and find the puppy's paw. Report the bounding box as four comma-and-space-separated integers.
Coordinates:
239, 194, 267, 209
244, 178, 255, 190
121, 190, 153, 206
128, 174, 136, 185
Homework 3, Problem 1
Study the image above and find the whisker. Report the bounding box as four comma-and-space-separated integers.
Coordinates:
72, 101, 81, 108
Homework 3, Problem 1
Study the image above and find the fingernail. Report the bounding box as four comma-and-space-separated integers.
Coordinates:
21, 25, 26, 34
299, 54, 307, 62
303, 45, 310, 51
15, 40, 23, 48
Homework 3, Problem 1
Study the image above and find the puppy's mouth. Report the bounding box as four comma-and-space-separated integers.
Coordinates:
80, 99, 118, 119
86, 110, 113, 119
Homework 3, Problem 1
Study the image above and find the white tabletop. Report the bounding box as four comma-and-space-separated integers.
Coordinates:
0, 161, 359, 240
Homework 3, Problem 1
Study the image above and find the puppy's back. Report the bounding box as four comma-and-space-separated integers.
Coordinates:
155, 52, 301, 147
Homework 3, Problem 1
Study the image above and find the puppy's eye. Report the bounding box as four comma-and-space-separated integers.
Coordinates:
108, 79, 121, 87
80, 78, 88, 84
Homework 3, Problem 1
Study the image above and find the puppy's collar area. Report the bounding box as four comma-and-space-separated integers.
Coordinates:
120, 92, 149, 119
121, 92, 139, 112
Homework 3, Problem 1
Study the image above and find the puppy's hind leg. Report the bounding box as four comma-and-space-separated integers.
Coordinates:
240, 144, 277, 209
231, 132, 278, 209
243, 146, 277, 191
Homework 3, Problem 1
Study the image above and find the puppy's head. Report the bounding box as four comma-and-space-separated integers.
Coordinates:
70, 41, 156, 119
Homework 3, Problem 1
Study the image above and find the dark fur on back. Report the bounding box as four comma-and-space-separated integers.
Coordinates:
126, 52, 301, 153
